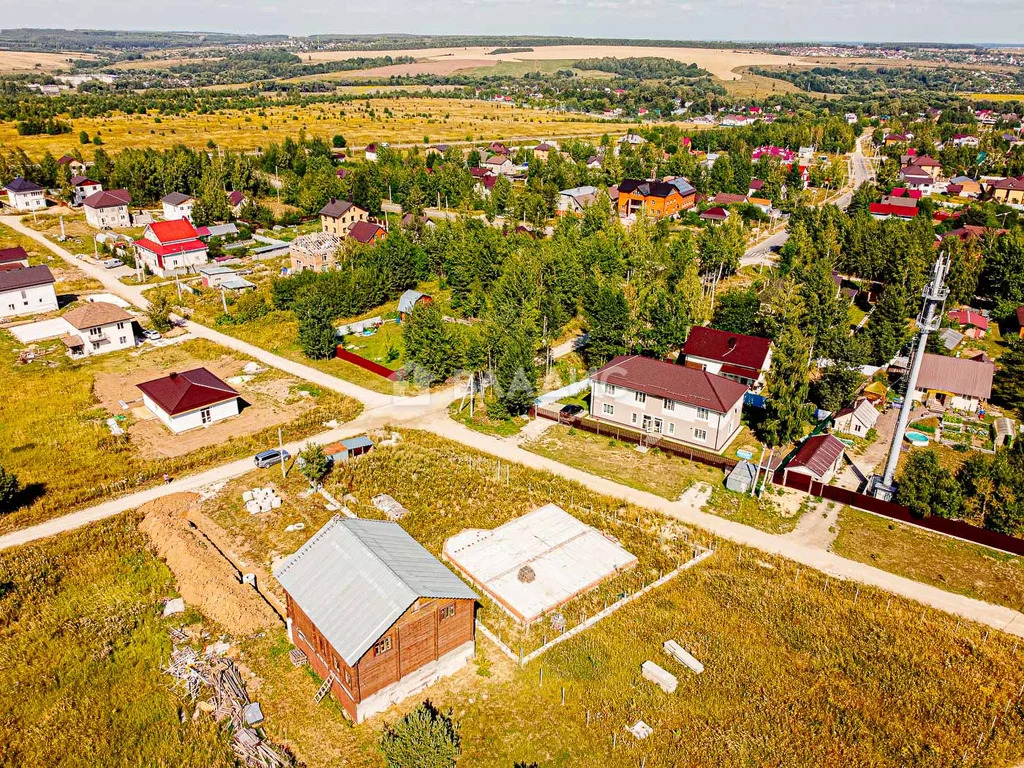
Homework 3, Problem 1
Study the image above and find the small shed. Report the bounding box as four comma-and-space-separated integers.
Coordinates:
994, 417, 1015, 448
397, 289, 432, 319
325, 435, 374, 462
725, 461, 757, 494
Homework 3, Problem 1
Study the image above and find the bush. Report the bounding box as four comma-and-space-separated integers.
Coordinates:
298, 442, 331, 487
0, 465, 20, 512
379, 701, 460, 768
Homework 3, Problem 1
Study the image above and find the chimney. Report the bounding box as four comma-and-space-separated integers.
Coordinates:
169, 372, 178, 379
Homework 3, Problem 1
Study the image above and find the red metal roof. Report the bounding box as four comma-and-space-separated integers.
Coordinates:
137, 367, 239, 416
947, 308, 990, 331
592, 354, 747, 414
869, 202, 918, 218
684, 326, 771, 373
347, 221, 385, 244
788, 434, 846, 479
135, 238, 207, 258
0, 246, 28, 264
147, 219, 199, 244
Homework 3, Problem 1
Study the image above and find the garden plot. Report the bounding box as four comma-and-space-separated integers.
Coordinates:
92, 354, 315, 458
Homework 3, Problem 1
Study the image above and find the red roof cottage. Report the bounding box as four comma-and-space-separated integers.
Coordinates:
135, 220, 209, 277
590, 355, 747, 452
683, 326, 773, 391
784, 434, 847, 484
137, 367, 240, 433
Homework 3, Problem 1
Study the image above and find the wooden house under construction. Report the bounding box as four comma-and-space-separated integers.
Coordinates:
275, 516, 478, 723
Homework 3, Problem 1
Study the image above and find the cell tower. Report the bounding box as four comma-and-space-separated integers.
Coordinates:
870, 252, 950, 501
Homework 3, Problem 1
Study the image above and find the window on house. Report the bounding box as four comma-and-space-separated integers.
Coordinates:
635, 392, 646, 404
119, 336, 127, 344
344, 669, 351, 684
694, 428, 708, 442
90, 327, 102, 336
653, 418, 663, 433
696, 407, 710, 420
116, 322, 124, 330
602, 403, 614, 415
92, 342, 100, 350
439, 604, 456, 621
664, 399, 675, 411
668, 423, 676, 435
631, 413, 638, 425
201, 408, 212, 425
375, 636, 393, 655
605, 383, 617, 396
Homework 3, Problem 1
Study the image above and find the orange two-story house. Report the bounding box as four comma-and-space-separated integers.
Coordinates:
617, 179, 695, 219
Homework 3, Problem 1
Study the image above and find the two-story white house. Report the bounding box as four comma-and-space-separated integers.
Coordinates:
682, 326, 773, 392
0, 265, 58, 317
160, 192, 194, 222
589, 354, 747, 452
135, 219, 209, 277
60, 301, 136, 358
4, 177, 46, 212
83, 189, 132, 229
70, 176, 103, 206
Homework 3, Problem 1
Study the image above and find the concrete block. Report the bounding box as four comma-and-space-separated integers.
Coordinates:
642, 660, 678, 693
664, 640, 704, 674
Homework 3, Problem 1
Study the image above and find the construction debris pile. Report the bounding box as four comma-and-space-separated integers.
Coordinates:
244, 487, 282, 515
164, 643, 291, 768
372, 493, 408, 520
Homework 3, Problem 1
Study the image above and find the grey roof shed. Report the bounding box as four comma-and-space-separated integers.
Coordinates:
275, 516, 478, 666
725, 460, 757, 494
398, 289, 426, 314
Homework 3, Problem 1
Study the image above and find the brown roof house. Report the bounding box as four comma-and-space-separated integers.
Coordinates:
276, 516, 478, 723
0, 264, 57, 318
683, 326, 773, 391
590, 355, 747, 452
137, 367, 240, 433
785, 434, 847, 484
910, 353, 994, 412
60, 301, 135, 358
319, 198, 368, 237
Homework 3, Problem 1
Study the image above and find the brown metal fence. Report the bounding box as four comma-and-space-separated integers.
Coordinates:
774, 470, 1024, 557
335, 346, 399, 381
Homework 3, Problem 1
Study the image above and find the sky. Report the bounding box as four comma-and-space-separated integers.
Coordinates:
3, 0, 1024, 45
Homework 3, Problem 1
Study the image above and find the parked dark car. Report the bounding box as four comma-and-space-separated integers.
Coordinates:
560, 404, 584, 418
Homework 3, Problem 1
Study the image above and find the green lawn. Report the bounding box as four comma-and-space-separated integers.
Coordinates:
833, 506, 1024, 611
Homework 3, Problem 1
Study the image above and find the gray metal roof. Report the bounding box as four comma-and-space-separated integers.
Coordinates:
341, 436, 374, 450
275, 516, 477, 665
398, 289, 426, 314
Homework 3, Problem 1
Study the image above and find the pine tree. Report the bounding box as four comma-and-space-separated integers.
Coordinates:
866, 284, 911, 365
759, 325, 812, 447
295, 290, 338, 360
379, 701, 460, 768
493, 319, 537, 417
583, 282, 629, 366
0, 464, 20, 512
403, 302, 462, 385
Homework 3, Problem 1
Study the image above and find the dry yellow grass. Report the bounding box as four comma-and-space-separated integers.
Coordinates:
306, 45, 809, 81
0, 49, 95, 73
0, 98, 636, 157
967, 93, 1024, 101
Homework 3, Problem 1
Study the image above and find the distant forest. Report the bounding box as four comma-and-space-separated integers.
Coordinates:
574, 57, 708, 79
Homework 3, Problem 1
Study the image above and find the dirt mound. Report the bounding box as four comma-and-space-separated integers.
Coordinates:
139, 493, 280, 636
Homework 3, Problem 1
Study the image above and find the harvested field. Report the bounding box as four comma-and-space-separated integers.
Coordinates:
0, 49, 94, 73
138, 493, 281, 635
308, 45, 810, 81
0, 98, 635, 157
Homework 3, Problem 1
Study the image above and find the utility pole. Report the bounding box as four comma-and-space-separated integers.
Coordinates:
279, 427, 286, 479
871, 253, 950, 500
220, 286, 228, 314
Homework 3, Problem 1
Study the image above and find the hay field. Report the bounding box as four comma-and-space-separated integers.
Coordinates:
0, 49, 95, 73
0, 98, 635, 157
307, 45, 811, 81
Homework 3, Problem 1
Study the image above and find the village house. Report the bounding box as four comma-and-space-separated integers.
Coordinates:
160, 192, 194, 222
533, 142, 555, 161
615, 133, 646, 155
617, 179, 690, 219
947, 176, 982, 198
910, 353, 994, 412
988, 176, 1024, 205
347, 221, 386, 246
70, 175, 102, 206
832, 398, 879, 438
952, 134, 981, 148
60, 301, 135, 358
4, 177, 46, 212
907, 155, 943, 181
589, 354, 747, 452
276, 516, 479, 723
56, 155, 86, 175
557, 185, 599, 216
884, 133, 911, 146
83, 189, 132, 229
398, 289, 432, 319
947, 308, 989, 339
137, 367, 241, 433
483, 154, 515, 175
869, 202, 919, 220
712, 192, 747, 206
289, 232, 343, 273
227, 190, 246, 216
0, 265, 58, 317
699, 207, 730, 224
135, 220, 208, 277
898, 165, 936, 195
784, 434, 847, 484
319, 198, 368, 236
0, 246, 30, 270
682, 326, 773, 392
364, 143, 378, 162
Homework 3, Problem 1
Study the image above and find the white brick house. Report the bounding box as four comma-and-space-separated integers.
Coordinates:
83, 189, 132, 229
60, 301, 136, 358
4, 177, 46, 211
137, 367, 240, 433
0, 265, 58, 317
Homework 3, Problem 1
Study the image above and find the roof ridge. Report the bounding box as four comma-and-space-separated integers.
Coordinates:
342, 518, 423, 596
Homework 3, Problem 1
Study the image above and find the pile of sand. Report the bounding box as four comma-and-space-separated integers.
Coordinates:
138, 493, 280, 636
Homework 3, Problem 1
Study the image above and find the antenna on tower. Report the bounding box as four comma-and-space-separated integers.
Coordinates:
870, 252, 951, 500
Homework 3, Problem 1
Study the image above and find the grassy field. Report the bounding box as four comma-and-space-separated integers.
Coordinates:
0, 49, 95, 73
833, 506, 1024, 611
0, 335, 361, 533
0, 220, 103, 295
110, 430, 1024, 765
0, 99, 637, 158
522, 424, 799, 533
0, 513, 234, 767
